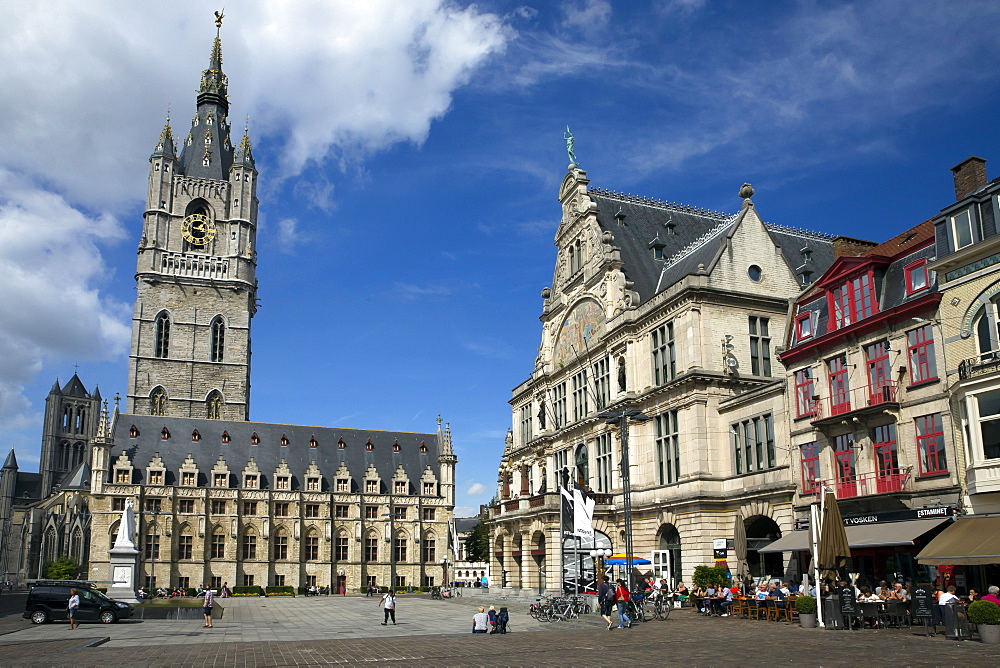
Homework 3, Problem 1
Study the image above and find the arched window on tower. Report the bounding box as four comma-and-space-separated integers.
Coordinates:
210, 316, 225, 362
206, 390, 223, 420
154, 312, 171, 358
150, 387, 167, 416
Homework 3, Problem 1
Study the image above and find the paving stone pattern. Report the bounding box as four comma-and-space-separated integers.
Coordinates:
1, 595, 997, 666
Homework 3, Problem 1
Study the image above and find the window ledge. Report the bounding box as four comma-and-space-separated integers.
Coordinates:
907, 377, 940, 390
916, 471, 950, 480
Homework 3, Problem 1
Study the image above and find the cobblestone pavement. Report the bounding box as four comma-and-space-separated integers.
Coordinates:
1, 597, 997, 666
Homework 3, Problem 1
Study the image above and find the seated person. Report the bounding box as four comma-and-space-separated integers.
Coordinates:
887, 583, 909, 601
716, 586, 734, 616
472, 606, 489, 633
674, 582, 689, 600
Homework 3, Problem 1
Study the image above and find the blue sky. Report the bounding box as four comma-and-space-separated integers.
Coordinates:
2, 0, 1000, 516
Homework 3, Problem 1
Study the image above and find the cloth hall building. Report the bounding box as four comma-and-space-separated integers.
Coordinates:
0, 20, 457, 592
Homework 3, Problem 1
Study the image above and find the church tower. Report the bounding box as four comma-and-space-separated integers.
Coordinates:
127, 16, 258, 421
39, 375, 101, 496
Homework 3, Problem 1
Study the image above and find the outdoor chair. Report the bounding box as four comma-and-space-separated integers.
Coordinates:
787, 596, 799, 623
775, 599, 794, 623
858, 602, 882, 629
883, 600, 905, 627
753, 599, 768, 620
765, 598, 779, 622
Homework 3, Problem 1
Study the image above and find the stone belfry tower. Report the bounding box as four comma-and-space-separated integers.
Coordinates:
127, 15, 258, 421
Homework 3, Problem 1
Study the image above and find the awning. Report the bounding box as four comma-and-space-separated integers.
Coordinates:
757, 531, 811, 554
916, 516, 1000, 565
846, 518, 950, 548
757, 518, 951, 553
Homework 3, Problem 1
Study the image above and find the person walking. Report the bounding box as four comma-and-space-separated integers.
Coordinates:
598, 575, 615, 630
615, 579, 632, 629
67, 588, 80, 629
379, 590, 397, 625
202, 584, 214, 628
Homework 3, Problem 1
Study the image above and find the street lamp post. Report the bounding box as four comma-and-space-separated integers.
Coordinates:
597, 407, 650, 592
590, 547, 612, 589
147, 508, 161, 592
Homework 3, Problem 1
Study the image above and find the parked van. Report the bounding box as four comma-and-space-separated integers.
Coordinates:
23, 580, 134, 624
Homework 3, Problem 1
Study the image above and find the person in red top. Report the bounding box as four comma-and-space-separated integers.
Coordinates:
982, 585, 1000, 605
615, 579, 632, 629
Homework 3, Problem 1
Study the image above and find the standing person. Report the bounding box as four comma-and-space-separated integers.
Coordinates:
67, 588, 80, 630
598, 575, 615, 630
379, 590, 397, 625
615, 579, 631, 629
202, 584, 214, 628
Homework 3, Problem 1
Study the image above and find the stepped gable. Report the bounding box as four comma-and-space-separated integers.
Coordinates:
588, 187, 732, 303
112, 416, 441, 491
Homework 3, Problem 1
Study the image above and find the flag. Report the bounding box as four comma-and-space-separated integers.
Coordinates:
573, 487, 595, 539
451, 520, 461, 559
560, 487, 575, 537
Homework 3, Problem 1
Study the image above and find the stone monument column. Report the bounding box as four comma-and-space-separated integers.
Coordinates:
107, 499, 140, 603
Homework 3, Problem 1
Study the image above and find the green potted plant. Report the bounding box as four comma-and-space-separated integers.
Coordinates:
968, 600, 1000, 644
795, 594, 817, 628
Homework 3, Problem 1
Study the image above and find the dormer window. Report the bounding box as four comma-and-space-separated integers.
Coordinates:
148, 470, 163, 485
161, 428, 170, 440
905, 259, 929, 295
222, 431, 230, 444
251, 432, 260, 446
244, 474, 259, 489
393, 440, 400, 452
280, 434, 289, 446
338, 438, 346, 449
829, 271, 877, 328
214, 473, 228, 488
306, 476, 320, 491
336, 478, 349, 492
182, 472, 196, 486
795, 313, 813, 341
423, 482, 436, 496
191, 430, 200, 442
115, 469, 131, 484
365, 479, 378, 493
366, 439, 373, 451
951, 209, 976, 250
801, 271, 813, 286
309, 436, 318, 448
129, 425, 139, 438
419, 442, 427, 453
394, 481, 407, 495
275, 475, 290, 490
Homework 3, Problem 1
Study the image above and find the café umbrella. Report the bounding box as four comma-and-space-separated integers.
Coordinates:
605, 554, 651, 565
734, 513, 748, 582
817, 490, 850, 582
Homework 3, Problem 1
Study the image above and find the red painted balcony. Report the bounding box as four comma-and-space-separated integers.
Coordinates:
811, 467, 912, 500
810, 381, 899, 424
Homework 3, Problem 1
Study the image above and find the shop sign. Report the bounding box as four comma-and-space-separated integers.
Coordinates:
841, 506, 952, 526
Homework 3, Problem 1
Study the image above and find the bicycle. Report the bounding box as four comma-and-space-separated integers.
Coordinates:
546, 597, 580, 622
627, 591, 647, 623
649, 593, 673, 620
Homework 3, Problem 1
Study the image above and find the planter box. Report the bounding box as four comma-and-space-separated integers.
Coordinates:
979, 624, 1000, 644
799, 613, 816, 628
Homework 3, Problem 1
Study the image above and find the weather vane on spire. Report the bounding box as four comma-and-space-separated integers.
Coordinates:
215, 9, 225, 30
564, 125, 578, 166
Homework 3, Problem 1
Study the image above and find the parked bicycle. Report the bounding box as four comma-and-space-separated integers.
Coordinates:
648, 593, 673, 620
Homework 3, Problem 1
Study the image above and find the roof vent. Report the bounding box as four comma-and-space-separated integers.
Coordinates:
338, 437, 346, 449
615, 207, 626, 227
366, 439, 374, 451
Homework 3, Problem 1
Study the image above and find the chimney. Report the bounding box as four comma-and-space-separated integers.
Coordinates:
951, 157, 987, 200
832, 236, 878, 259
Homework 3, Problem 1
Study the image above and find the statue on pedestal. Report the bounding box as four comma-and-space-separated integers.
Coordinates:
107, 498, 141, 603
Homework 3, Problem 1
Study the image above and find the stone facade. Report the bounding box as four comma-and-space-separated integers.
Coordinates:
489, 166, 838, 595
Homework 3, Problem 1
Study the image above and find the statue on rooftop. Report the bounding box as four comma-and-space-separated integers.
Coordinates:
564, 126, 578, 166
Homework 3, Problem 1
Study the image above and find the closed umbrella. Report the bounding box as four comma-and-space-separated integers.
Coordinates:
734, 513, 748, 583
817, 491, 850, 583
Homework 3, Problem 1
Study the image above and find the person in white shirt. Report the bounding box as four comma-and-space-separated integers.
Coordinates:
938, 585, 960, 606
67, 589, 80, 630
379, 591, 397, 625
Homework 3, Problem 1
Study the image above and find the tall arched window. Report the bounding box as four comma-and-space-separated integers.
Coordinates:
574, 443, 589, 486
150, 387, 167, 416
206, 390, 223, 420
71, 528, 83, 560
210, 316, 225, 362
154, 312, 171, 358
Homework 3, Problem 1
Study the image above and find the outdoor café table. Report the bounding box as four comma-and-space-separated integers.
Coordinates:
691, 595, 705, 613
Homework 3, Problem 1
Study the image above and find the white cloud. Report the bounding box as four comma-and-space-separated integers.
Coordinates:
0, 170, 130, 426
562, 0, 612, 33
466, 482, 486, 495
0, 0, 508, 430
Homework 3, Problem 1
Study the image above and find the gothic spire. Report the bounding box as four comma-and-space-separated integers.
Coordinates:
234, 116, 255, 168
198, 18, 229, 112
152, 108, 176, 159
2, 448, 17, 470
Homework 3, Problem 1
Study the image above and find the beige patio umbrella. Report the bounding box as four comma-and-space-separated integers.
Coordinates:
817, 491, 851, 583
733, 513, 748, 583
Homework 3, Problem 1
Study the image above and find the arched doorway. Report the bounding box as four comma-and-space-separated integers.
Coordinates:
532, 531, 546, 594
652, 524, 682, 587
562, 529, 611, 594
745, 516, 783, 579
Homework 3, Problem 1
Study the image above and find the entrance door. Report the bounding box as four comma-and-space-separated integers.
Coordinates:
651, 550, 673, 587
337, 575, 346, 595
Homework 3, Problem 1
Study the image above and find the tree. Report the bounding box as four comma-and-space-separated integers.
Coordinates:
465, 522, 490, 562
43, 556, 80, 580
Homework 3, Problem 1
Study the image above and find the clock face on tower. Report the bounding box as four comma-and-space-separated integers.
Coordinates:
181, 213, 217, 246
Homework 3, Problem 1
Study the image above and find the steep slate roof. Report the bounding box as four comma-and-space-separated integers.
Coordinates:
112, 415, 443, 493
60, 460, 91, 490
61, 374, 91, 398
13, 472, 42, 501
588, 188, 837, 301
2, 448, 16, 470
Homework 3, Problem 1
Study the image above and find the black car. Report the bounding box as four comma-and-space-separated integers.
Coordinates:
23, 581, 134, 624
